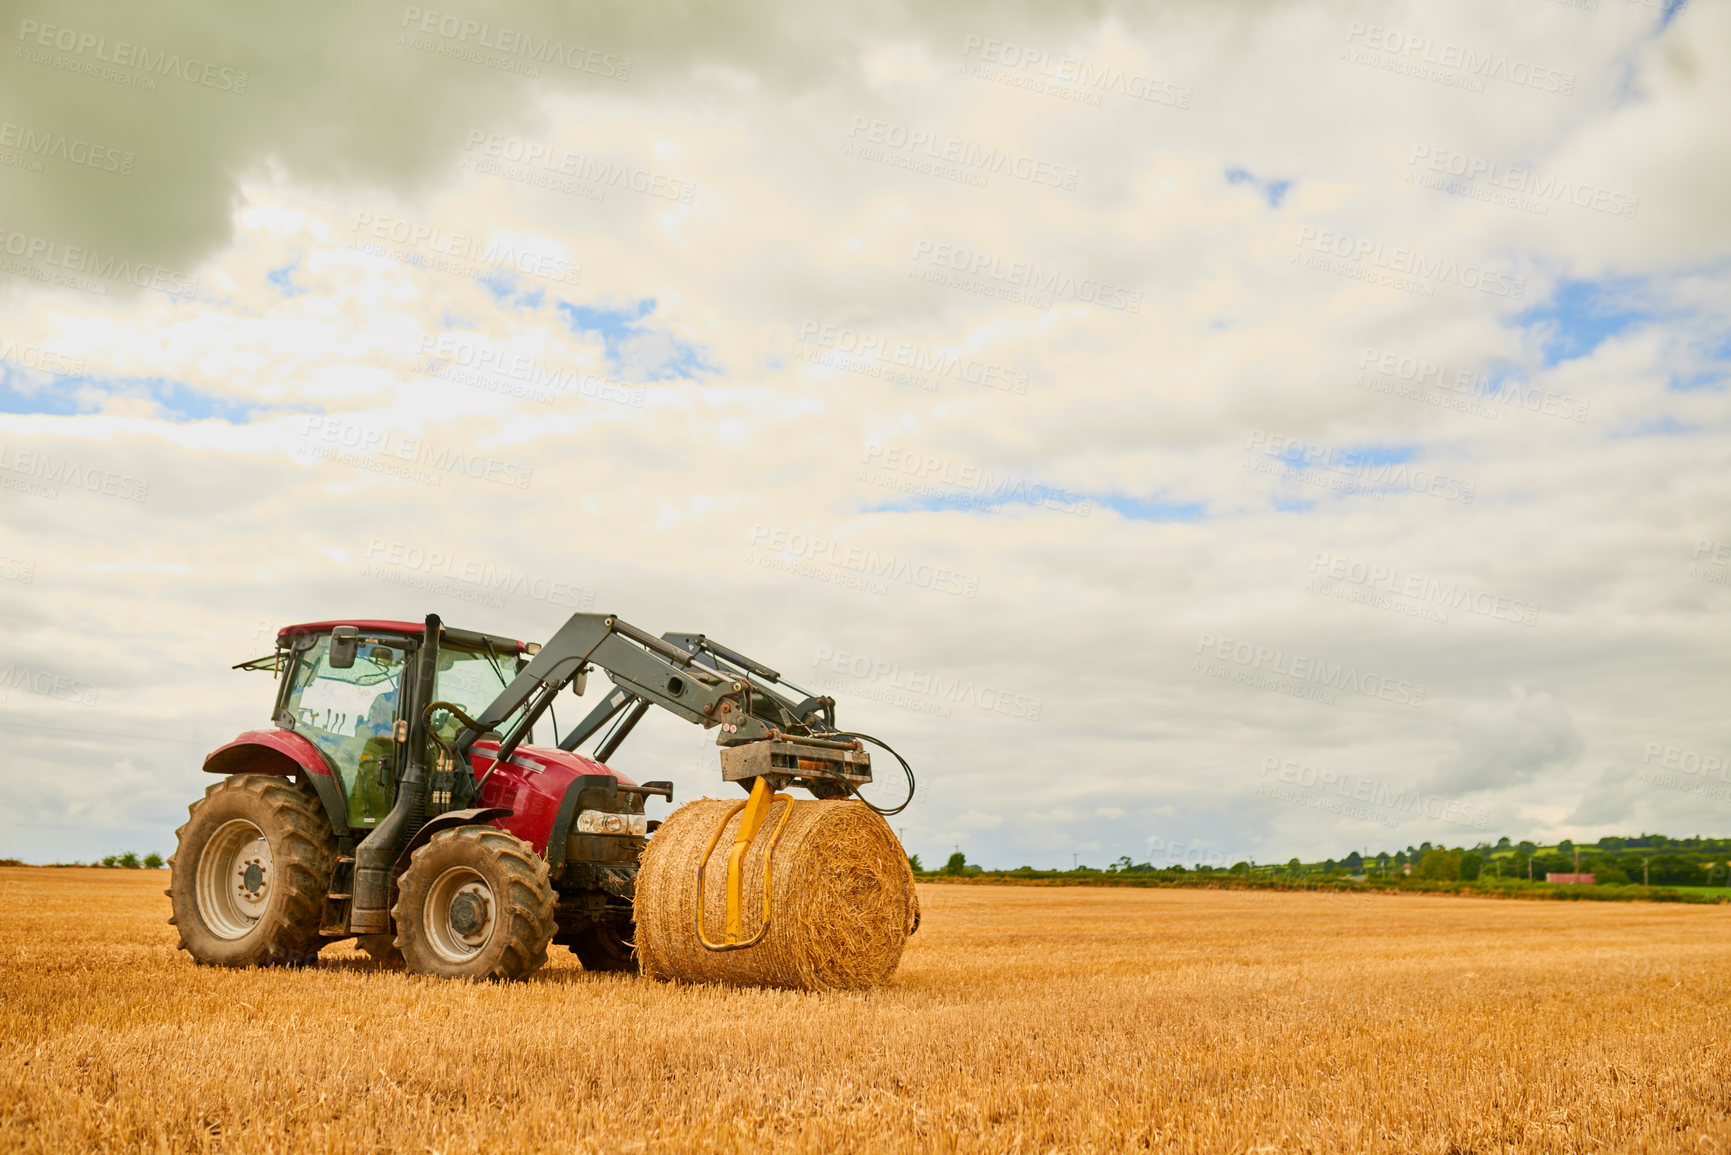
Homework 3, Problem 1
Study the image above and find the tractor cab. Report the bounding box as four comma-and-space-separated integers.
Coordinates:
267, 621, 529, 830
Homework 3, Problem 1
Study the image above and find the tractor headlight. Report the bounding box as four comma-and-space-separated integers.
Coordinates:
576, 810, 647, 837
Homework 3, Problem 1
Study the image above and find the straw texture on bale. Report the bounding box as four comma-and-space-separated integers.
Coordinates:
635, 796, 918, 990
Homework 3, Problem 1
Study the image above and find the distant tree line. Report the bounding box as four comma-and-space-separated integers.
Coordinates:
0, 852, 167, 868
98, 852, 166, 869
910, 833, 1731, 888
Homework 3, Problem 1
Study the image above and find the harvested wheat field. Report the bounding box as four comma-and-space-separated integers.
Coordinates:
3, 868, 1730, 1153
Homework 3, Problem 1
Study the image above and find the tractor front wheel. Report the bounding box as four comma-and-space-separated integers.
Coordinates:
168, 774, 335, 968
392, 826, 556, 981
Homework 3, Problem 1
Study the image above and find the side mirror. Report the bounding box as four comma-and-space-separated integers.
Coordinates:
329, 626, 359, 669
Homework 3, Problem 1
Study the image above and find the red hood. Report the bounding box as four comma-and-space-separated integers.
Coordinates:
468, 740, 635, 787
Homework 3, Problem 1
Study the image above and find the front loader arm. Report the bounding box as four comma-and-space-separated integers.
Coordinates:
459, 614, 863, 785
660, 632, 837, 731
462, 614, 744, 765
453, 612, 872, 802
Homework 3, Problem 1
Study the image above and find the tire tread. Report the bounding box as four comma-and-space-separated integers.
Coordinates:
168, 773, 336, 968
392, 826, 556, 981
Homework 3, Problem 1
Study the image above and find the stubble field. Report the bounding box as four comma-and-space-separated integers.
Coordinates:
2, 867, 1729, 1153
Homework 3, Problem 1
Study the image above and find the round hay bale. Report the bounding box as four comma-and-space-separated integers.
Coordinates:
634, 795, 918, 991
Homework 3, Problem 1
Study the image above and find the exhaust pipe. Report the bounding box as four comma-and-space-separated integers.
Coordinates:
350, 612, 441, 934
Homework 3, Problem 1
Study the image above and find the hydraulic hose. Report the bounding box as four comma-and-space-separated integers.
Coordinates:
830, 731, 917, 817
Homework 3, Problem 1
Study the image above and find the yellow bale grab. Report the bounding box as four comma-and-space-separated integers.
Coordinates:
692, 776, 793, 951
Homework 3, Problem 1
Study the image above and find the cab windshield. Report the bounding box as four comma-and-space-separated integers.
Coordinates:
432, 645, 525, 745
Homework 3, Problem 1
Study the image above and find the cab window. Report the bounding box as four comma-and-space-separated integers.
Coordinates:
432, 646, 524, 745
284, 635, 405, 826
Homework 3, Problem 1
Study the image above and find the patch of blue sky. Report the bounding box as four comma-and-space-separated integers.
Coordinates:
1670, 365, 1725, 392
1272, 443, 1416, 472
1669, 328, 1730, 391
1608, 1, 1691, 105
0, 364, 83, 415
1226, 167, 1291, 208
265, 258, 307, 298
478, 271, 545, 311
557, 298, 713, 382
863, 491, 1203, 522
861, 491, 1074, 517
0, 368, 275, 423
1613, 416, 1695, 438
1515, 277, 1649, 367
1474, 363, 1519, 398
861, 495, 984, 515
561, 299, 655, 335
1096, 495, 1206, 522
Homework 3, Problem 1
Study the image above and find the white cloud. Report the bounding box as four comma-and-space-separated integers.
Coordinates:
1, 0, 1727, 868
1428, 687, 1585, 794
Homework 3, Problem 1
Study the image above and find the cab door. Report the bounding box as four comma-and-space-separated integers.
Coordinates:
281, 633, 409, 830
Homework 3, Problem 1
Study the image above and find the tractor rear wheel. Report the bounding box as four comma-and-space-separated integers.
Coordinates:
168, 774, 335, 968
392, 826, 556, 981
569, 923, 638, 973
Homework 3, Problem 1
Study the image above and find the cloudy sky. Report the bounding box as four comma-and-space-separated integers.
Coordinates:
1, 0, 1725, 868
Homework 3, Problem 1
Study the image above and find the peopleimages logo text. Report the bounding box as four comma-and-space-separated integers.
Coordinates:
0, 229, 199, 297
1357, 346, 1589, 422
0, 663, 100, 707
1308, 552, 1539, 626
0, 120, 133, 173
959, 36, 1192, 108
399, 8, 630, 78
1295, 227, 1525, 300
798, 323, 1028, 394
1246, 430, 1476, 504
846, 118, 1079, 190
1195, 632, 1427, 708
363, 539, 595, 610
1409, 146, 1638, 219
813, 646, 1043, 721
299, 417, 533, 489
0, 442, 149, 502
1343, 22, 1575, 95
912, 239, 1141, 312
16, 20, 249, 92
746, 525, 979, 597
1258, 757, 1488, 829
0, 339, 84, 376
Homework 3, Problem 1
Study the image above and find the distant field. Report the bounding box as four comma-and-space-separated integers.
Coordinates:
922, 872, 1731, 904
4, 867, 1731, 1152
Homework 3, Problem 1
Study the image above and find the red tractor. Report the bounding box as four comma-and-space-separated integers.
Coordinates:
170, 612, 897, 980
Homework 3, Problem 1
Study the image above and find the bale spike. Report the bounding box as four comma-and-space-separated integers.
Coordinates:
694, 776, 793, 952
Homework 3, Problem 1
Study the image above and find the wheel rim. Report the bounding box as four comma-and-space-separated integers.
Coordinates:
423, 866, 496, 962
196, 819, 273, 940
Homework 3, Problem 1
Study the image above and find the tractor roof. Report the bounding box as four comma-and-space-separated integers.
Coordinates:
277, 619, 531, 652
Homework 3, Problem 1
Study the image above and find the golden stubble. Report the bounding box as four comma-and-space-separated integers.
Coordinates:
2, 867, 1728, 1153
